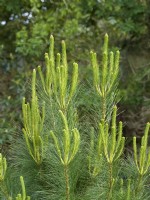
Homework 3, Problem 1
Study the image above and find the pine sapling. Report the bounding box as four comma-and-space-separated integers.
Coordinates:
4, 34, 150, 200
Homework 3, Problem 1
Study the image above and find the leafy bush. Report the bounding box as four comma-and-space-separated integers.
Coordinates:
0, 35, 150, 200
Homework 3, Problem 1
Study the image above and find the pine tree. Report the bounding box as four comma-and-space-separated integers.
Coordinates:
0, 34, 150, 200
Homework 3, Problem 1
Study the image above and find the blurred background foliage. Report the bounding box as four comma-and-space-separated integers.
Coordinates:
0, 0, 150, 151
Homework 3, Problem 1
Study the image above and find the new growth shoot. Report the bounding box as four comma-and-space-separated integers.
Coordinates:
91, 34, 120, 121
133, 122, 150, 195
50, 110, 80, 166
22, 69, 45, 165
38, 35, 78, 113
0, 154, 7, 181
16, 176, 30, 200
100, 106, 125, 200
100, 106, 125, 165
0, 154, 12, 200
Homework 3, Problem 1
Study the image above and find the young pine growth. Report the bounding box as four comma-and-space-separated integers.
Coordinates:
126, 179, 131, 200
50, 110, 80, 166
133, 122, 150, 175
0, 155, 12, 200
100, 106, 125, 200
50, 110, 80, 200
100, 106, 125, 164
88, 127, 103, 177
87, 106, 125, 199
5, 34, 150, 200
133, 122, 150, 196
16, 176, 30, 200
91, 34, 120, 120
38, 35, 78, 113
22, 69, 45, 165
119, 178, 131, 200
0, 153, 7, 181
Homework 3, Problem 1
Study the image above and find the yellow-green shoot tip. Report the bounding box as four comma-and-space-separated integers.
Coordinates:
105, 33, 108, 38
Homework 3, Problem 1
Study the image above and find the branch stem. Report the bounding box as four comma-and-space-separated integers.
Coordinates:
102, 95, 106, 121
135, 174, 143, 197
107, 163, 113, 200
64, 164, 70, 200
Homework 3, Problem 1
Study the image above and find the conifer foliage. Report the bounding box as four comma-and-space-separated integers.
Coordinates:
0, 34, 150, 200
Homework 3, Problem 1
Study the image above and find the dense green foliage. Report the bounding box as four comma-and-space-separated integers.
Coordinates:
0, 34, 150, 200
0, 7, 150, 200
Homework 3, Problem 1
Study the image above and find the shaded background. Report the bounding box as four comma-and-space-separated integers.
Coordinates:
0, 0, 150, 152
